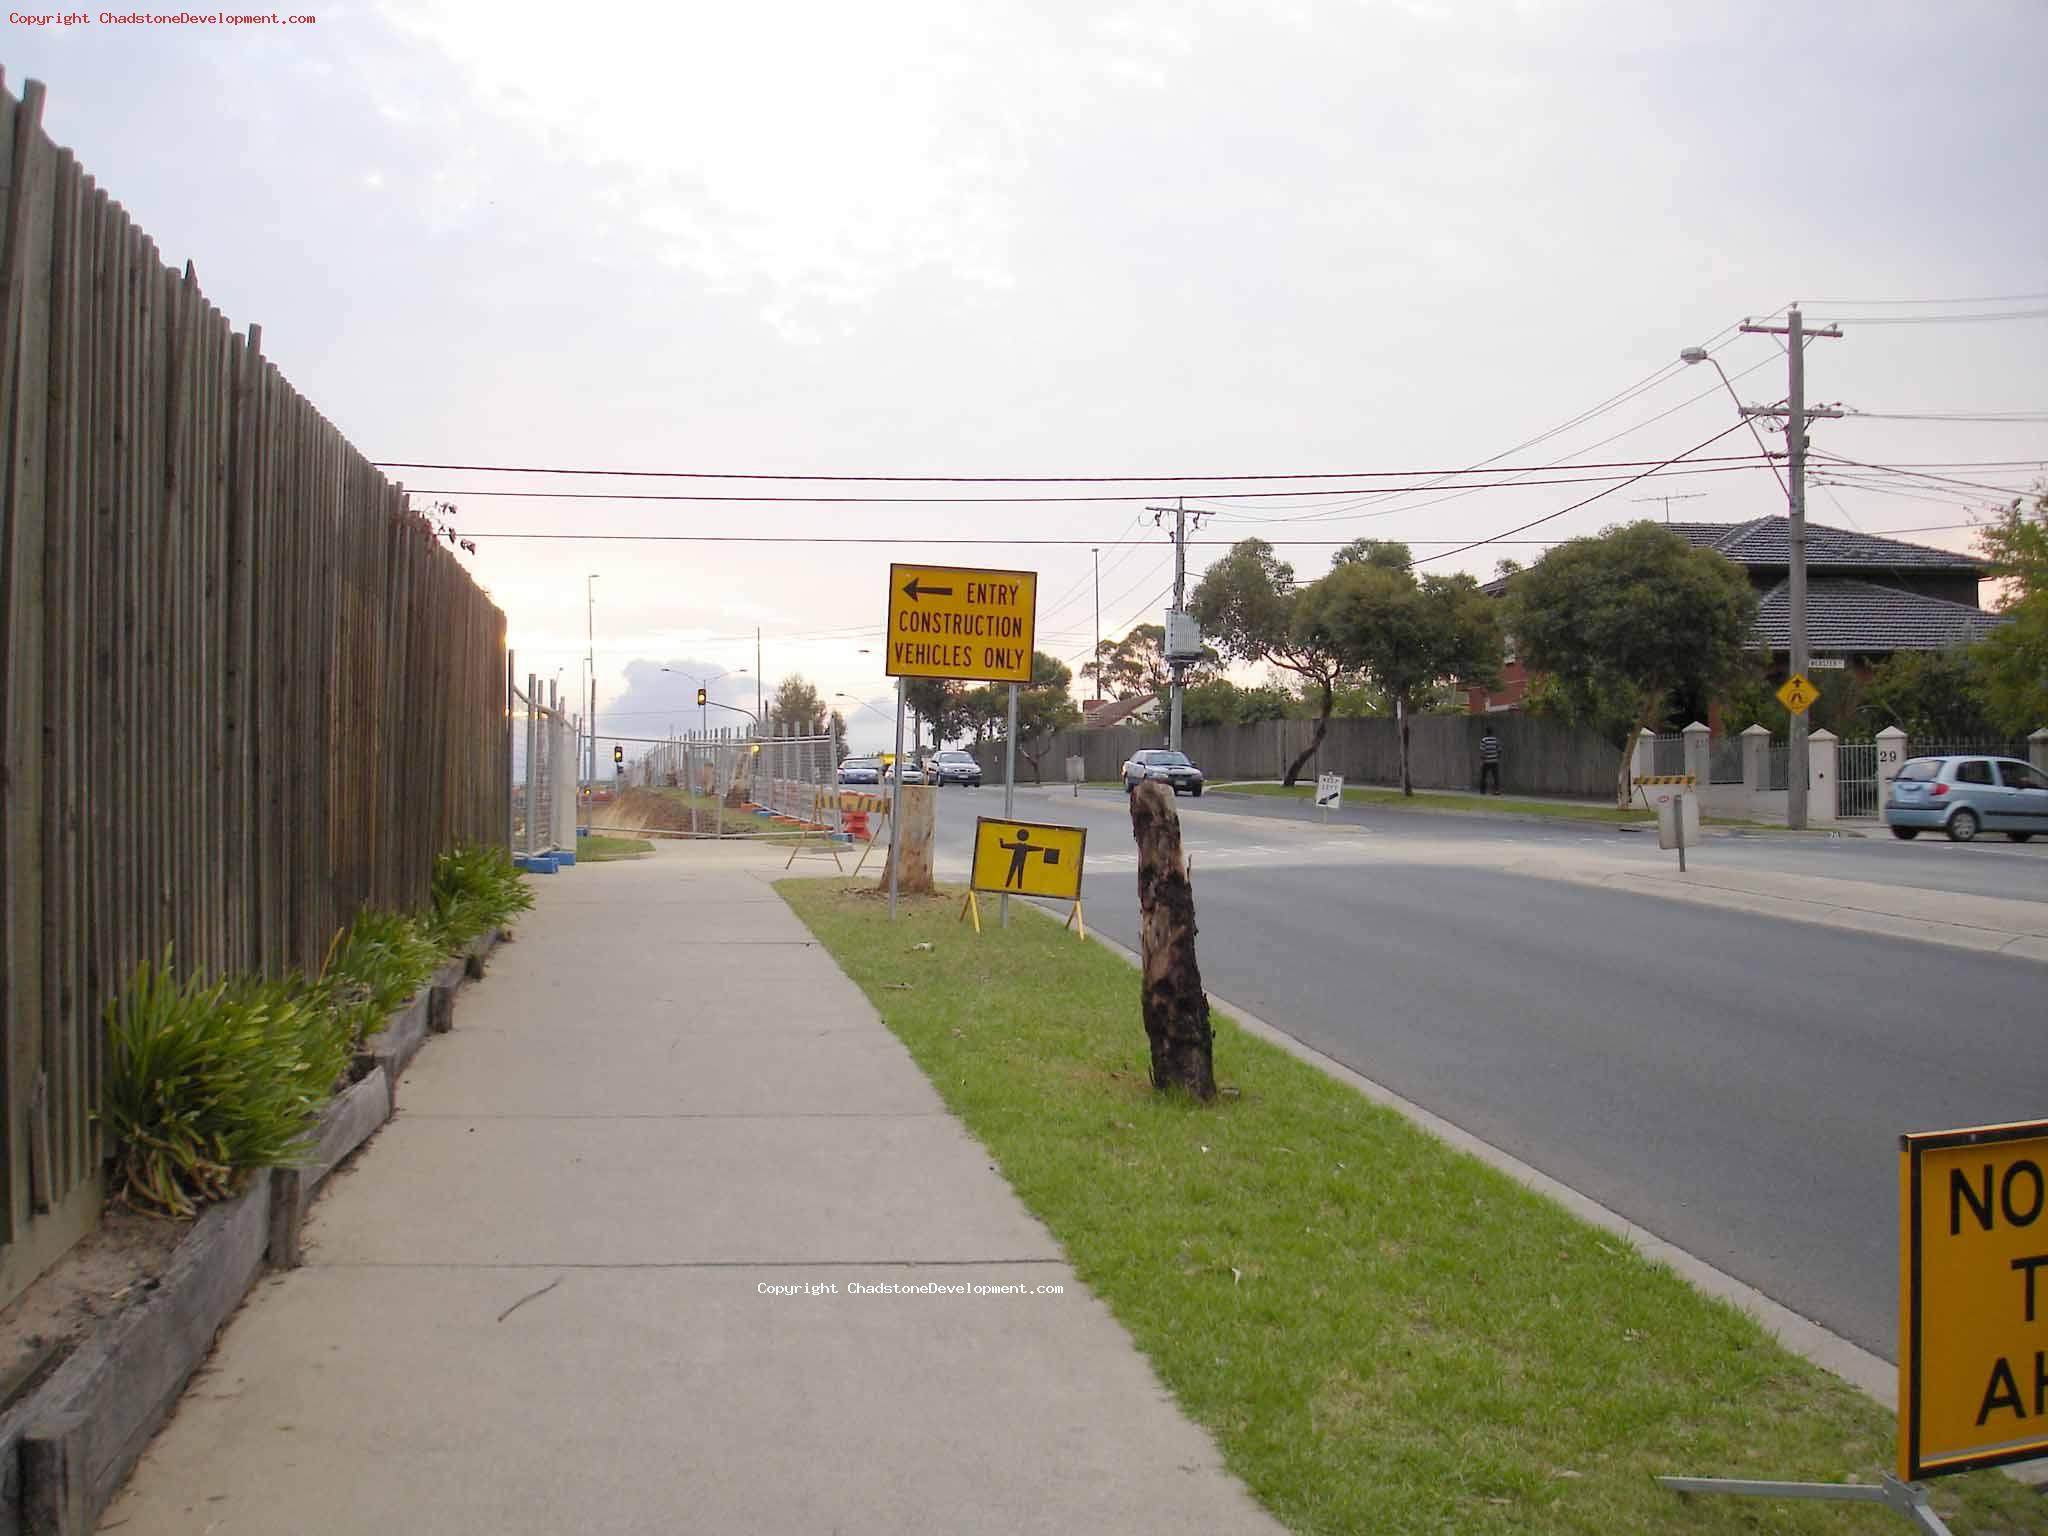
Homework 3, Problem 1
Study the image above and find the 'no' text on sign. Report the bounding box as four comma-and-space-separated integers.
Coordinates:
1899, 1119, 2048, 1480
886, 563, 1037, 685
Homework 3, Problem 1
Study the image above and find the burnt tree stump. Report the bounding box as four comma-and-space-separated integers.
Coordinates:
1129, 780, 1215, 1099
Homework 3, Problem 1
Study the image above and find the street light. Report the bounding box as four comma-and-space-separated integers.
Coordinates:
664, 666, 749, 738
1679, 347, 1789, 500
835, 691, 894, 725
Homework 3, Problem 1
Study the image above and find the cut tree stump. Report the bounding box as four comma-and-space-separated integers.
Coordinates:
879, 785, 937, 894
1129, 780, 1215, 1099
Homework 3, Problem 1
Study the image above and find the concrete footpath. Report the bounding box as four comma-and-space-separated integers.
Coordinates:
101, 844, 1283, 1535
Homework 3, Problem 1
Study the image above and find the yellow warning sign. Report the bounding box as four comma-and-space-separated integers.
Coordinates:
1776, 673, 1820, 715
1899, 1119, 2048, 1480
969, 817, 1085, 900
886, 563, 1037, 684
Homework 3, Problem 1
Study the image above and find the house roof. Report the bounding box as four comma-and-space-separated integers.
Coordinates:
1080, 695, 1157, 729
1752, 578, 2010, 654
1667, 516, 1984, 572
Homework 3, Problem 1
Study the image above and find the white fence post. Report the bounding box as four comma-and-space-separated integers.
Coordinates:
1807, 728, 1839, 826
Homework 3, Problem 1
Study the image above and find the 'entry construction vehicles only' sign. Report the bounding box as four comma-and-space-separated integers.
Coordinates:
886, 563, 1037, 684
1899, 1119, 2048, 1480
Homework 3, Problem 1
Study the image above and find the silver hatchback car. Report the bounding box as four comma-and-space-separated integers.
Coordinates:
1883, 755, 2048, 843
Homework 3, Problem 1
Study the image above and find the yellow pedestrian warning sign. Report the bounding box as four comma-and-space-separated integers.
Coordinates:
886, 563, 1038, 684
1776, 673, 1820, 715
969, 817, 1085, 901
1899, 1119, 2048, 1480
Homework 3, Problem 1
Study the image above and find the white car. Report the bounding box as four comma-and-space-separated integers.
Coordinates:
1121, 749, 1205, 796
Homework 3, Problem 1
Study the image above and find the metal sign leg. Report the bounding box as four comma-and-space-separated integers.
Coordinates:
1658, 1475, 1954, 1534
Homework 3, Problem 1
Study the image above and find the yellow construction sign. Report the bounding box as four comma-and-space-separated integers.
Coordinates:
969, 817, 1085, 900
1899, 1119, 2048, 1480
1776, 673, 1820, 715
886, 563, 1037, 684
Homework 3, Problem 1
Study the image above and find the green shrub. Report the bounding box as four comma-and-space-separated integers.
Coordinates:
101, 953, 353, 1218
426, 842, 535, 950
318, 907, 443, 1045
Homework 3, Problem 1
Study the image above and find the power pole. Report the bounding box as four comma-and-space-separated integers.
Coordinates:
1091, 546, 1102, 703
1738, 304, 1842, 830
586, 574, 599, 790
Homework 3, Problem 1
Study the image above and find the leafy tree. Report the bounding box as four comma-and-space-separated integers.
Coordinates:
1305, 550, 1502, 795
1863, 649, 1994, 740
960, 684, 1010, 745
1178, 678, 1293, 728
1503, 522, 1755, 806
1189, 539, 1350, 786
903, 677, 972, 751
981, 652, 1080, 782
1971, 487, 2048, 735
768, 674, 828, 734
1082, 622, 1220, 707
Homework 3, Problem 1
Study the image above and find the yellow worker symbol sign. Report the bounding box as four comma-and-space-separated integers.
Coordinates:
971, 817, 1086, 900
1776, 673, 1820, 715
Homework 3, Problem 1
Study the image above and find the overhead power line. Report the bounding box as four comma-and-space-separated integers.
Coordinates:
1810, 308, 2048, 325
378, 452, 1767, 486
1799, 290, 2048, 306
407, 461, 1771, 508
1410, 419, 1755, 570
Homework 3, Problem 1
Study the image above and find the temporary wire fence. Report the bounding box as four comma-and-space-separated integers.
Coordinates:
509, 671, 580, 857
625, 731, 848, 839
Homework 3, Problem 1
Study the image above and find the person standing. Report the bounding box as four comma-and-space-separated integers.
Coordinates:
1478, 726, 1502, 795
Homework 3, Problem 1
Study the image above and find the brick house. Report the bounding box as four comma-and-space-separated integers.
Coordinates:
1469, 516, 2007, 716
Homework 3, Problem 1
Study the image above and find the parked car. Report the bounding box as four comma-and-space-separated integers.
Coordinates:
1122, 748, 1205, 796
925, 750, 983, 788
837, 756, 882, 786
1883, 755, 2048, 843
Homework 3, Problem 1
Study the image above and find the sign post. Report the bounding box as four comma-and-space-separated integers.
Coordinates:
1314, 772, 1343, 822
962, 817, 1087, 938
882, 562, 1039, 921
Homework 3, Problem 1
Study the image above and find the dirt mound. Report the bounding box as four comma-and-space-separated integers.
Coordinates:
592, 788, 698, 833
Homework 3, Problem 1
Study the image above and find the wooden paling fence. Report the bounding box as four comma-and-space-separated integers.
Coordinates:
0, 78, 509, 1305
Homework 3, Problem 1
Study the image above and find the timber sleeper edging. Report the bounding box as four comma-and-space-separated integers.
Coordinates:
0, 923, 516, 1535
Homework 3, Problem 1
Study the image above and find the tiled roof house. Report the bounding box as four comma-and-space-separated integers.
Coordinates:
1472, 516, 2006, 713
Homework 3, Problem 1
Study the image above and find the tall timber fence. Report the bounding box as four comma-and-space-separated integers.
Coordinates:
0, 79, 509, 1304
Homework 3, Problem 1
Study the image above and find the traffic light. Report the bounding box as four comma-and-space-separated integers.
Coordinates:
612, 744, 623, 766
696, 687, 707, 706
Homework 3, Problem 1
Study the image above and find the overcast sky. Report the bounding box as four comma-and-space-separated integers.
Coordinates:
11, 1, 2045, 752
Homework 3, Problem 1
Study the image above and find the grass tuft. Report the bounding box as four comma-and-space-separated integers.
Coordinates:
426, 842, 536, 950
101, 952, 354, 1218
776, 878, 2042, 1535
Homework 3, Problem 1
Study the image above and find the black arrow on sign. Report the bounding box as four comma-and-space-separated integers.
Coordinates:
901, 576, 955, 603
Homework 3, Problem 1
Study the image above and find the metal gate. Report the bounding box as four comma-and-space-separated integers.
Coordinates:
1837, 741, 1880, 818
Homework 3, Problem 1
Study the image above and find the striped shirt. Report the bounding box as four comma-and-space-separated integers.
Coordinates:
1479, 733, 1501, 763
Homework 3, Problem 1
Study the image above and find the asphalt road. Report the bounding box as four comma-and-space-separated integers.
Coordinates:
912, 783, 2044, 1360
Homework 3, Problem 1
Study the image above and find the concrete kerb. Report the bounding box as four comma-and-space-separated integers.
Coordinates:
0, 924, 515, 1535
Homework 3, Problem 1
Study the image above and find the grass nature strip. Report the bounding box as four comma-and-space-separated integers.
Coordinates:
576, 834, 656, 861
776, 878, 2042, 1535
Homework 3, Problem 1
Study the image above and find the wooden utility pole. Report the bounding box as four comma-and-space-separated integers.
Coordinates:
1738, 305, 1842, 830
1129, 781, 1215, 1099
